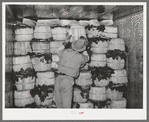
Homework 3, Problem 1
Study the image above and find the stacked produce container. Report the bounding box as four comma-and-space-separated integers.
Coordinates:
69, 21, 93, 108
106, 38, 128, 108
13, 24, 36, 107
85, 20, 110, 108
85, 19, 127, 109
30, 20, 54, 108
6, 17, 128, 109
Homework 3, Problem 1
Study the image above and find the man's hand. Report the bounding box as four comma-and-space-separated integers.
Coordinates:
82, 51, 89, 56
57, 45, 65, 56
82, 51, 89, 59
66, 32, 72, 39
65, 32, 72, 43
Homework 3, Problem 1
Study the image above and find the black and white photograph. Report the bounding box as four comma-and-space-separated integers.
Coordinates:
2, 2, 147, 120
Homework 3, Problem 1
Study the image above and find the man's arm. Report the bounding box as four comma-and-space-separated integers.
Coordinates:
81, 51, 90, 66
57, 33, 72, 57
57, 45, 65, 57
57, 32, 72, 57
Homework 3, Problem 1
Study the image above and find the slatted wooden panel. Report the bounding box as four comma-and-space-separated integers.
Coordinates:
5, 7, 15, 108
113, 11, 143, 108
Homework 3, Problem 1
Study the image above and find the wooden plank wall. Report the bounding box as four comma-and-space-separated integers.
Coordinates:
113, 7, 143, 108
5, 6, 15, 108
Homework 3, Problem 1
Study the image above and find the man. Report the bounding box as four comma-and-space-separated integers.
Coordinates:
54, 36, 89, 108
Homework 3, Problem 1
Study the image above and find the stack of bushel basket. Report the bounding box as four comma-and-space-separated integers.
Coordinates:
5, 25, 14, 108
71, 18, 128, 109
85, 19, 128, 109
13, 23, 36, 108
68, 21, 93, 109
30, 20, 55, 108
85, 20, 111, 109
106, 38, 128, 109
7, 17, 128, 109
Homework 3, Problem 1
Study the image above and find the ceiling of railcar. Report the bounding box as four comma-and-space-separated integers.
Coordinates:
7, 5, 118, 21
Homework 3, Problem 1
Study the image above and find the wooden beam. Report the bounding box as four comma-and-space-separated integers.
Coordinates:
98, 6, 119, 19
113, 6, 143, 20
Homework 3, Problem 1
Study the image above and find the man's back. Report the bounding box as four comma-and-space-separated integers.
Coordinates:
58, 49, 88, 78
